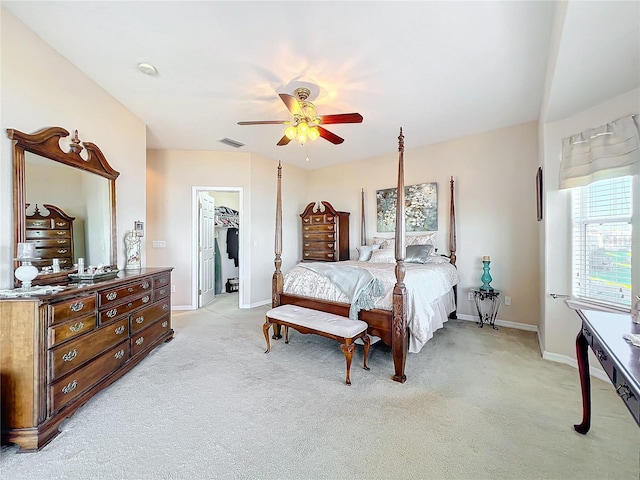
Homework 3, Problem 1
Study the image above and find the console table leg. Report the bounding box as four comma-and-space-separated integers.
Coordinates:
574, 330, 591, 434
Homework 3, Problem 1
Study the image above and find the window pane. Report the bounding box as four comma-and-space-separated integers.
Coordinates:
572, 177, 633, 307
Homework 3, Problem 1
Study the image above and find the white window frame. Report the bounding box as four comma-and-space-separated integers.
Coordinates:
570, 175, 638, 312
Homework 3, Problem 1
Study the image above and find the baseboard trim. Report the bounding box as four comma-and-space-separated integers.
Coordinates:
245, 299, 271, 309
456, 313, 538, 332
542, 351, 610, 383
171, 305, 194, 311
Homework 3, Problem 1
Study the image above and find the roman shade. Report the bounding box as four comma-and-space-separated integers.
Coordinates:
559, 114, 640, 189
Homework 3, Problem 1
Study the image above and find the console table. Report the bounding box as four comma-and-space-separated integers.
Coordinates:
573, 308, 640, 434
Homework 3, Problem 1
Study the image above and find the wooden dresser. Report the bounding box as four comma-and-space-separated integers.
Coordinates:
26, 204, 74, 270
0, 267, 173, 452
300, 201, 350, 262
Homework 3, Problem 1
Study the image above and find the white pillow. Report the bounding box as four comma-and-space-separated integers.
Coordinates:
356, 244, 381, 261
406, 232, 436, 247
369, 248, 396, 264
372, 233, 437, 251
423, 255, 450, 264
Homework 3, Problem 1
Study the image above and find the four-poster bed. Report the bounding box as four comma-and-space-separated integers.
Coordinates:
271, 129, 458, 383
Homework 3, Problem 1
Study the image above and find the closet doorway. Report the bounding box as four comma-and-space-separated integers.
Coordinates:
191, 187, 242, 309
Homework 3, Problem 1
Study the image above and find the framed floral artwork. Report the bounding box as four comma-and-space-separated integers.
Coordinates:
376, 182, 438, 232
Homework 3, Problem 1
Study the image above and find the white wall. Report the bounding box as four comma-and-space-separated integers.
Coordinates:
541, 88, 640, 361
0, 9, 147, 287
145, 150, 309, 308
307, 122, 541, 325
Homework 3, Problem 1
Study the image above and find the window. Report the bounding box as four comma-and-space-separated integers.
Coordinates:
571, 176, 633, 308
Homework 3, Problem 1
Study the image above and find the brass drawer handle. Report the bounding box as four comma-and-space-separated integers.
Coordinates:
106, 292, 117, 301
69, 322, 84, 333
135, 316, 144, 324
70, 301, 85, 312
142, 281, 150, 289
55, 222, 66, 227
327, 243, 334, 248
136, 337, 144, 346
142, 296, 150, 303
62, 380, 77, 394
57, 240, 66, 244
328, 226, 334, 230
128, 287, 134, 292
115, 325, 125, 335
327, 254, 334, 258
159, 289, 167, 296
57, 249, 68, 254
114, 350, 125, 360
162, 303, 169, 310
106, 308, 118, 318
56, 231, 66, 235
62, 349, 78, 362
304, 243, 310, 247
304, 253, 309, 256
162, 321, 168, 328
32, 221, 44, 226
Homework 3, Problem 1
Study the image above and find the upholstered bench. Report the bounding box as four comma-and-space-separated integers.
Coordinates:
263, 304, 371, 385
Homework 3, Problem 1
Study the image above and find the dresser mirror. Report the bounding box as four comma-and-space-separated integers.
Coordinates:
9, 127, 119, 286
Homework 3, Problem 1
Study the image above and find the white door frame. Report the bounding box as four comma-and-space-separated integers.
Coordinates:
191, 186, 243, 310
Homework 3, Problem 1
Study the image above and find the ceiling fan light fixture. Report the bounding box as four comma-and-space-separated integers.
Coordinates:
284, 126, 297, 140
309, 126, 320, 141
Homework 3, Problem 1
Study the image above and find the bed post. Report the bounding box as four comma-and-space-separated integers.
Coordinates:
449, 176, 458, 319
360, 188, 366, 246
392, 128, 407, 383
272, 161, 283, 339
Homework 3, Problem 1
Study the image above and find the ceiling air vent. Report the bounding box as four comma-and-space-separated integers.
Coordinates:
220, 137, 245, 148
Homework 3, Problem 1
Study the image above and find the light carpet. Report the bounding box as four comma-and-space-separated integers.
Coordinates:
1, 292, 638, 479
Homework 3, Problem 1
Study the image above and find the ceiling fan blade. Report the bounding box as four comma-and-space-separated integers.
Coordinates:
237, 120, 288, 125
318, 126, 344, 145
276, 135, 292, 146
317, 113, 363, 125
279, 93, 302, 116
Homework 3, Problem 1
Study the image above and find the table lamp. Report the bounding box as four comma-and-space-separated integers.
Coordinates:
15, 242, 38, 289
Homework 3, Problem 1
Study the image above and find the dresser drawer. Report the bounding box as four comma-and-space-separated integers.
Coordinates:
303, 231, 336, 242
99, 280, 152, 307
130, 299, 171, 333
154, 274, 170, 289
26, 219, 53, 229
48, 314, 96, 348
50, 295, 97, 325
99, 293, 152, 324
303, 251, 336, 261
154, 285, 170, 301
302, 224, 335, 233
49, 341, 129, 413
130, 316, 171, 356
303, 242, 335, 252
49, 317, 129, 381
26, 229, 71, 239
36, 247, 72, 259
30, 238, 72, 248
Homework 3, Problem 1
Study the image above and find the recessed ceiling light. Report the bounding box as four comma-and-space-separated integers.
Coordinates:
137, 63, 158, 76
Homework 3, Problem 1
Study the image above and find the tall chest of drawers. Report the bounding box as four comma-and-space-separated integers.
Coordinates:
300, 201, 350, 262
26, 204, 75, 270
0, 267, 173, 452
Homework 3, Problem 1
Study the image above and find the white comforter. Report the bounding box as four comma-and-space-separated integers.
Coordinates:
282, 260, 459, 353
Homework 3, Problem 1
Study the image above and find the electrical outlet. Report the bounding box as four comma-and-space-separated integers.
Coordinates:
467, 292, 474, 301
504, 296, 511, 306
171, 285, 176, 293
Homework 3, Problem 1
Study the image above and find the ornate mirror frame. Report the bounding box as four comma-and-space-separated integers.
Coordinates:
9, 127, 120, 286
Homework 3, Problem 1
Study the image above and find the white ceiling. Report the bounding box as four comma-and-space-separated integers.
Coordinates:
3, 1, 639, 170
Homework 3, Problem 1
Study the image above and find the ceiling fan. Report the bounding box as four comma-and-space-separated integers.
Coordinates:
238, 87, 363, 146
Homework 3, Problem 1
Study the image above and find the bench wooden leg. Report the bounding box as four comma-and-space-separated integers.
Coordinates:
362, 334, 371, 371
284, 326, 290, 344
263, 319, 272, 354
340, 342, 356, 385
